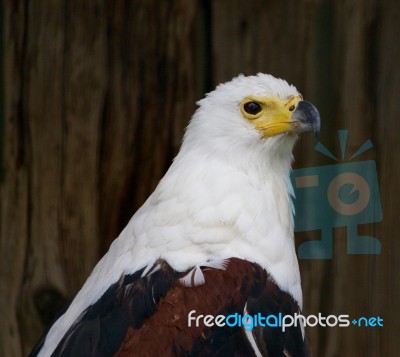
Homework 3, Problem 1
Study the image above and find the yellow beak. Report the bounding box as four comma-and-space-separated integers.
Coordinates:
240, 96, 320, 139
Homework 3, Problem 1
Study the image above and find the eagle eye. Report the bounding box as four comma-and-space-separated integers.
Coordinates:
243, 102, 262, 115
289, 105, 296, 111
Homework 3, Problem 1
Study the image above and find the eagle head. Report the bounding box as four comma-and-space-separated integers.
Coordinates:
183, 73, 320, 169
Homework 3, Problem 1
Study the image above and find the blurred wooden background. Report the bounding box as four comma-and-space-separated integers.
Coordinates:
1, 0, 399, 356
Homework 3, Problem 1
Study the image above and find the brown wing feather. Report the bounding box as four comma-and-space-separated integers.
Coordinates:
115, 258, 309, 357
30, 258, 309, 357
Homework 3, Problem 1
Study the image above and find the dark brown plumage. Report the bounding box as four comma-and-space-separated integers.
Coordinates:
30, 258, 308, 357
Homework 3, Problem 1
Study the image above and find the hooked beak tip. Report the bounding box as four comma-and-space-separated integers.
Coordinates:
293, 100, 321, 140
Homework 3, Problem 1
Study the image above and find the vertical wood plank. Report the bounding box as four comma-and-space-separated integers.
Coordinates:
376, 1, 400, 355
4, 1, 68, 355
1, 2, 29, 355
211, 0, 317, 87
2, 0, 108, 354
60, 0, 107, 292
310, 1, 382, 355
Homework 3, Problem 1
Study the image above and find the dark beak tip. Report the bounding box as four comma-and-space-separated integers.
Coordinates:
296, 100, 321, 140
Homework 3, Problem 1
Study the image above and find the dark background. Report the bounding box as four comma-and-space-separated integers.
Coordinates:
1, 0, 399, 356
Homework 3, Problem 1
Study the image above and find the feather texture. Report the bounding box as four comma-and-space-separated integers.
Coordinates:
30, 259, 308, 357
32, 74, 310, 357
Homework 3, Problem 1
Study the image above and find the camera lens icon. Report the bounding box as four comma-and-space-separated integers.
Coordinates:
291, 160, 383, 259
327, 172, 370, 216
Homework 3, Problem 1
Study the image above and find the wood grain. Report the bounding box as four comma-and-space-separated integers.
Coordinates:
1, 0, 398, 356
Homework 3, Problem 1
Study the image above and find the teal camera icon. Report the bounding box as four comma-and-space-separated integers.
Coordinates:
291, 131, 383, 259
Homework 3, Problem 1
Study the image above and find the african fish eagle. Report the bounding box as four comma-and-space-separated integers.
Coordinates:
30, 73, 320, 357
